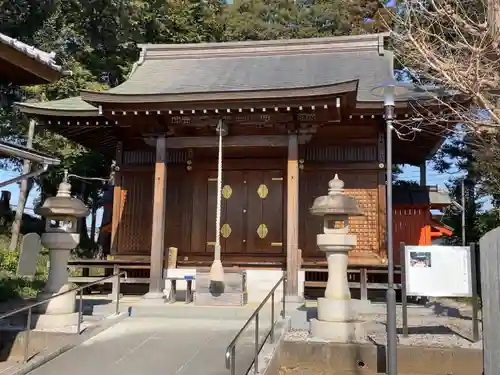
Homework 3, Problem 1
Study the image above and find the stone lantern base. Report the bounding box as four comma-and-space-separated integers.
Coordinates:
310, 318, 366, 342
32, 312, 80, 330
34, 284, 79, 329
310, 298, 368, 342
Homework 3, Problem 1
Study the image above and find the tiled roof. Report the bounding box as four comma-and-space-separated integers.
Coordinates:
81, 33, 395, 103
16, 97, 98, 117
393, 186, 452, 206
0, 140, 59, 165
0, 32, 64, 74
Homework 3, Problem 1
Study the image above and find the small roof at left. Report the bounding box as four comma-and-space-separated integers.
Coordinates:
0, 140, 60, 166
0, 32, 69, 85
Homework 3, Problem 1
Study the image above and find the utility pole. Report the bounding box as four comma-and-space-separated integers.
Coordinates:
461, 178, 466, 246
9, 120, 36, 251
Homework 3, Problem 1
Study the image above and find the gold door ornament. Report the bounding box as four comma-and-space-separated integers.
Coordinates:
257, 223, 268, 239
222, 185, 232, 199
257, 184, 269, 199
221, 223, 232, 238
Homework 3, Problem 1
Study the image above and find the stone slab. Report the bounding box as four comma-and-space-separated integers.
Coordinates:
17, 233, 41, 277
274, 336, 483, 375
279, 341, 378, 374
130, 301, 264, 320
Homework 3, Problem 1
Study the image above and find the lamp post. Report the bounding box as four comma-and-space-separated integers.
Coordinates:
371, 81, 410, 375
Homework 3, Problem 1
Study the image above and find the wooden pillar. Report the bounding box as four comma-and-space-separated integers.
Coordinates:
419, 162, 427, 188
286, 134, 300, 297
110, 142, 123, 255
147, 136, 167, 298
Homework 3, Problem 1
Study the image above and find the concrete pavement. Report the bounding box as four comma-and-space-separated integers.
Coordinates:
25, 315, 273, 375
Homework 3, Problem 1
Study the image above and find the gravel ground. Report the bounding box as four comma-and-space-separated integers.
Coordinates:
284, 300, 482, 349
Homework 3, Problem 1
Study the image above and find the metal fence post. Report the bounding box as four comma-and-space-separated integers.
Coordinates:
281, 276, 286, 319
254, 312, 259, 374
111, 264, 119, 300
23, 307, 32, 363
77, 289, 84, 334
270, 292, 275, 344
116, 272, 121, 315
400, 242, 408, 337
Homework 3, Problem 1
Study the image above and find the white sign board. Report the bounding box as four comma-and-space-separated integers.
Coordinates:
404, 245, 472, 297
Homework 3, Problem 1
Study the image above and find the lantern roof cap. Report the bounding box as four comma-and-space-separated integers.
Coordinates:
310, 174, 363, 216
35, 180, 89, 218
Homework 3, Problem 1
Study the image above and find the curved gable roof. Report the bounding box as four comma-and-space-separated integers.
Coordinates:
81, 33, 393, 105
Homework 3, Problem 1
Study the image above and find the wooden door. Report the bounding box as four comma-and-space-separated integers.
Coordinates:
245, 170, 284, 254
205, 170, 284, 255
206, 171, 245, 254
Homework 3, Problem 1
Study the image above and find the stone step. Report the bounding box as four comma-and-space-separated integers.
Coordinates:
129, 301, 282, 320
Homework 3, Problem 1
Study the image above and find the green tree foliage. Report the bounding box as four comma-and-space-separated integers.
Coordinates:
432, 133, 500, 244
221, 0, 386, 41
1, 0, 383, 252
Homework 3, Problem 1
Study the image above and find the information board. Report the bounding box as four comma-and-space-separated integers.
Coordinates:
404, 245, 472, 297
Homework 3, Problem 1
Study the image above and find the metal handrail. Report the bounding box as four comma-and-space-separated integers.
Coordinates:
225, 274, 286, 375
0, 271, 127, 363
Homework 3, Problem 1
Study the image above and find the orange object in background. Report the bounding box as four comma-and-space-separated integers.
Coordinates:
392, 185, 453, 264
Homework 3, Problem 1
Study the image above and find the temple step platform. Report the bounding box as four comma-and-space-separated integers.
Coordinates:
129, 301, 277, 320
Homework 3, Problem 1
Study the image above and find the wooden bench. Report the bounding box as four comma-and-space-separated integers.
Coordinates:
167, 275, 195, 303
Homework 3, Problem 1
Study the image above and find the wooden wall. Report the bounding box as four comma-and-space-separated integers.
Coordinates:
112, 142, 387, 266
299, 169, 384, 265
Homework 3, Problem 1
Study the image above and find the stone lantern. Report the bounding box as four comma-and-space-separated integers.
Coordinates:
309, 174, 368, 342
34, 178, 89, 328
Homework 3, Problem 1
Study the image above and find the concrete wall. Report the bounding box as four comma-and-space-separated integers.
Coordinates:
246, 270, 304, 303
271, 340, 483, 375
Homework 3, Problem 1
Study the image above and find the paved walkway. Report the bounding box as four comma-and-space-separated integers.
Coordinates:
26, 315, 272, 375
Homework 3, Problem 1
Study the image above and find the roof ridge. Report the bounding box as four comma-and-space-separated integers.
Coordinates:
138, 33, 388, 61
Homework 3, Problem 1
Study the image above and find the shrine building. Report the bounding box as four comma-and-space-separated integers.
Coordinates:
16, 33, 453, 300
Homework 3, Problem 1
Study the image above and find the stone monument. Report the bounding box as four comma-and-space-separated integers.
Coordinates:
309, 174, 368, 342
17, 232, 41, 277
34, 177, 89, 328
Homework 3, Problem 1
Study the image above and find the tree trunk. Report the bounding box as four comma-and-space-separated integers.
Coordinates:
90, 202, 97, 245
489, 0, 500, 36
9, 120, 36, 251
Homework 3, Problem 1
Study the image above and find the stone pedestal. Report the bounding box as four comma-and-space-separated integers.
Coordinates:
310, 319, 366, 342
310, 298, 367, 342
34, 245, 78, 328
141, 291, 166, 305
